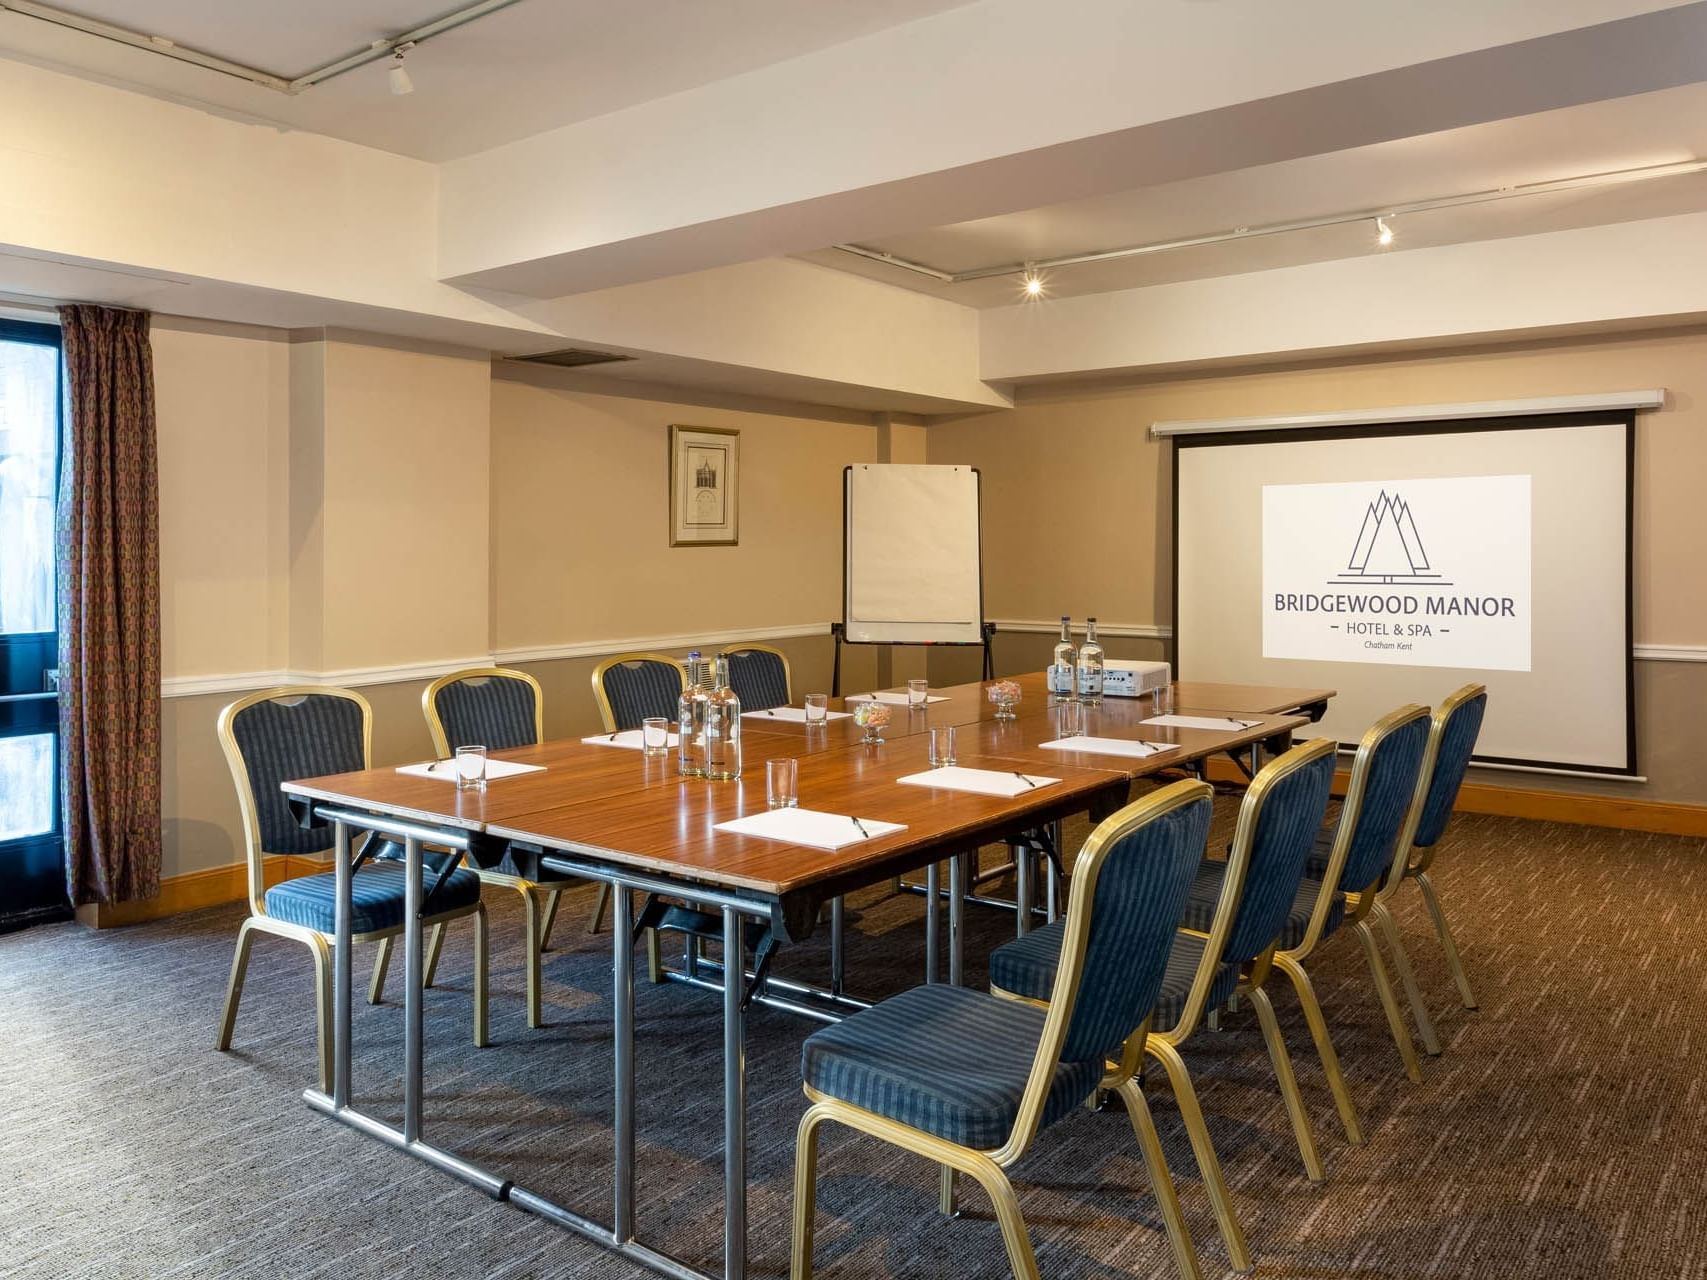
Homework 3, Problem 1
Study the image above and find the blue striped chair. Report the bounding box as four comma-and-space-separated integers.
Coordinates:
1378, 684, 1487, 1037
590, 652, 688, 732
792, 780, 1215, 1280
1204, 706, 1431, 1152
988, 738, 1336, 1273
215, 687, 488, 1089
720, 643, 792, 711
422, 667, 610, 1028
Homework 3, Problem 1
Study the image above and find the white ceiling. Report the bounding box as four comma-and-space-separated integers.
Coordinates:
0, 0, 975, 160
799, 81, 1707, 307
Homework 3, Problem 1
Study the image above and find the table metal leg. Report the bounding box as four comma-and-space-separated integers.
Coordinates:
333, 821, 352, 1109
924, 862, 940, 984
1014, 845, 1033, 938
614, 885, 635, 1244
403, 833, 425, 1144
721, 907, 748, 1280
948, 854, 966, 987
829, 896, 846, 997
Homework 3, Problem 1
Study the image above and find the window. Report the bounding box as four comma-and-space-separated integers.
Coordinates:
0, 317, 66, 929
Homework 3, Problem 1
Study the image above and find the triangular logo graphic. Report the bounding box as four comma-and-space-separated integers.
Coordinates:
1331, 489, 1451, 586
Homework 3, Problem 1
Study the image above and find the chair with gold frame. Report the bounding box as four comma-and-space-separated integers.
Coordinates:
422, 666, 611, 1028
215, 686, 489, 1090
988, 738, 1337, 1273
1191, 705, 1432, 1150
590, 651, 688, 732
719, 643, 792, 711
792, 780, 1216, 1280
1377, 683, 1487, 1031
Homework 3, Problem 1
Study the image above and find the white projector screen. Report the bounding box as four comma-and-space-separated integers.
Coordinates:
844, 463, 984, 644
1174, 416, 1634, 776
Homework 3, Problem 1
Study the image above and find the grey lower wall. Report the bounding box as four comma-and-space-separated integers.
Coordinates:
159, 631, 882, 882
933, 635, 1707, 808
158, 637, 1704, 887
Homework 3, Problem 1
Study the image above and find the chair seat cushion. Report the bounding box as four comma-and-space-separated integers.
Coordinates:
265, 862, 481, 934
1181, 860, 1342, 950
801, 983, 1103, 1149
988, 922, 1237, 1031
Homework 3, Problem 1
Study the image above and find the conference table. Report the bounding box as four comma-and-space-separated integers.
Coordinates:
282, 673, 1332, 1280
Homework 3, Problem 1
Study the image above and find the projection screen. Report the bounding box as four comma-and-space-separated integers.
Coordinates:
1172, 414, 1635, 776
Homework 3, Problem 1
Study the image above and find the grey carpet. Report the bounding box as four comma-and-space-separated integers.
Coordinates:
3, 804, 1704, 1279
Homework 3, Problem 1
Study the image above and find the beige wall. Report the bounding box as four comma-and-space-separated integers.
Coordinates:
929, 326, 1707, 803
154, 320, 291, 679
152, 329, 886, 882
490, 368, 876, 649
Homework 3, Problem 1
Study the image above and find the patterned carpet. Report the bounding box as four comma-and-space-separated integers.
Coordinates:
2, 804, 1704, 1280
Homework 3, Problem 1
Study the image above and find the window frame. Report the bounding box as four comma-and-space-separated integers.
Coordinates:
0, 315, 66, 928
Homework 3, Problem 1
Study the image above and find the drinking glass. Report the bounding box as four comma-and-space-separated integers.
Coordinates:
928, 725, 957, 767
907, 678, 929, 708
766, 757, 799, 809
641, 717, 670, 757
455, 744, 488, 791
1153, 682, 1173, 714
1056, 701, 1085, 738
804, 693, 829, 725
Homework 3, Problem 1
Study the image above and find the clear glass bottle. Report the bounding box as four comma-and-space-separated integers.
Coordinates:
702, 656, 743, 781
1050, 615, 1077, 701
1075, 616, 1105, 705
677, 650, 707, 778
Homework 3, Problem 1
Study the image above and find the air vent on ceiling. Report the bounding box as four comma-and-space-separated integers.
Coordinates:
510, 347, 636, 369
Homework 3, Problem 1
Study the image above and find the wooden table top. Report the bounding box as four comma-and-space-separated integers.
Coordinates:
282, 672, 1316, 908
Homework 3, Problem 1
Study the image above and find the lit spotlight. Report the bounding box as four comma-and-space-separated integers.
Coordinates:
1375, 216, 1394, 247
388, 44, 415, 95
1022, 272, 1045, 298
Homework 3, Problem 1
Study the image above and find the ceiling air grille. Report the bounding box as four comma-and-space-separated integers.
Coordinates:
509, 347, 636, 369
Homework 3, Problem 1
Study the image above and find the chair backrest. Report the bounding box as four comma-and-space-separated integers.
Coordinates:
1189, 739, 1336, 1005
218, 686, 371, 915
424, 667, 543, 756
720, 644, 791, 711
591, 652, 688, 731
1001, 778, 1212, 1159
1320, 705, 1431, 899
1410, 684, 1488, 853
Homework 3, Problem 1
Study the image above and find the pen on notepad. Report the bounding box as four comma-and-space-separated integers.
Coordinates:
851, 816, 870, 838
424, 760, 439, 773
609, 732, 617, 740
1013, 772, 1036, 789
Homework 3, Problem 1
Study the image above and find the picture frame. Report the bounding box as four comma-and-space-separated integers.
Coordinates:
669, 424, 740, 546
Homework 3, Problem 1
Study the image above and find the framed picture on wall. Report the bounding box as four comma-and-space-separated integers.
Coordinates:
669, 424, 740, 546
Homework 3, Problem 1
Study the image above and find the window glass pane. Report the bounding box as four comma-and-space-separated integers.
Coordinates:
0, 733, 53, 841
0, 339, 57, 635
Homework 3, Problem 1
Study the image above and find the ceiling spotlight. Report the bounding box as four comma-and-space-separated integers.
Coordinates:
387, 43, 415, 95
1375, 216, 1394, 247
1022, 271, 1045, 298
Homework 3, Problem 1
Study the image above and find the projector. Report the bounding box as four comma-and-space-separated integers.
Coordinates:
1099, 659, 1172, 698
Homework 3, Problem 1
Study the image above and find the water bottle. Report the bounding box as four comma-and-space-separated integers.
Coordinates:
1050, 615, 1076, 701
702, 656, 743, 781
677, 650, 707, 777
1076, 617, 1105, 706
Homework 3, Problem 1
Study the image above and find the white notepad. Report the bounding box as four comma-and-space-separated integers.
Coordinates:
581, 729, 681, 750
396, 759, 545, 781
845, 690, 949, 705
715, 807, 907, 850
1039, 736, 1176, 759
1141, 714, 1261, 731
740, 706, 853, 723
896, 766, 1059, 798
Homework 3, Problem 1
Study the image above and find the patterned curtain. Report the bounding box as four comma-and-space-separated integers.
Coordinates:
57, 305, 161, 906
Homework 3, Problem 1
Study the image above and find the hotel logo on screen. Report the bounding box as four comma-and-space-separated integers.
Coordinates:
1262, 475, 1531, 672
